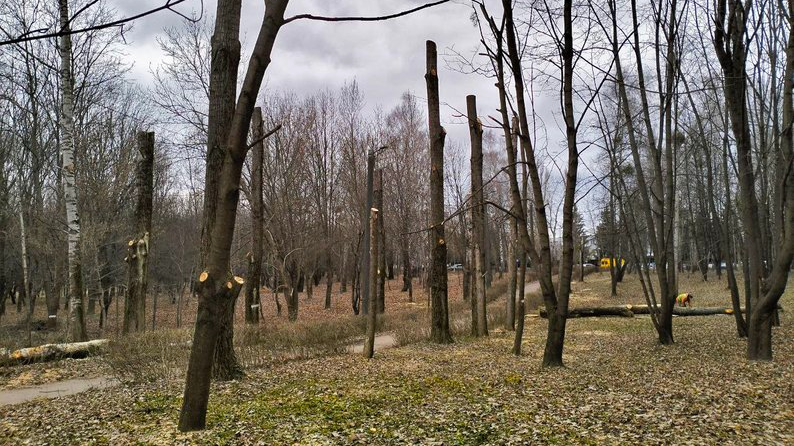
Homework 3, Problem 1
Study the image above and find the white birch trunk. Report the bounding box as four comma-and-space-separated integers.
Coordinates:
59, 0, 86, 342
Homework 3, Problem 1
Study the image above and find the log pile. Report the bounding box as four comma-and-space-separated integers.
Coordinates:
1, 339, 109, 366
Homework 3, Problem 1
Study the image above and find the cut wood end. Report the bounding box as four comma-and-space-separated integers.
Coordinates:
438, 238, 445, 245
234, 276, 245, 285
128, 240, 135, 247
725, 309, 734, 314
199, 271, 209, 282
226, 281, 233, 289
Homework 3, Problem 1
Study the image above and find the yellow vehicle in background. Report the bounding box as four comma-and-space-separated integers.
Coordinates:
600, 258, 625, 269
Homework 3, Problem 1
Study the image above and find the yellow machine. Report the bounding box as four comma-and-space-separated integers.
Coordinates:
600, 258, 625, 269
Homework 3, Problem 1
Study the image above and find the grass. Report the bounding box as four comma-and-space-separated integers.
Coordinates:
1, 270, 792, 445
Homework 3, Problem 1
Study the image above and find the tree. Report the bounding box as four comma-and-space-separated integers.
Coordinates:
244, 107, 264, 324
58, 0, 86, 342
713, 0, 794, 360
426, 40, 453, 344
123, 132, 154, 333
467, 95, 487, 337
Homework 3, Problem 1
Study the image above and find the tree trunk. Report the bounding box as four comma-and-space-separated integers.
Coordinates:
123, 132, 154, 334
212, 277, 244, 380
506, 217, 517, 331
512, 251, 526, 355
58, 0, 87, 342
359, 150, 375, 315
375, 170, 386, 314
468, 95, 488, 337
245, 108, 264, 324
20, 210, 32, 346
426, 40, 452, 344
179, 0, 287, 431
324, 269, 333, 310
364, 206, 379, 359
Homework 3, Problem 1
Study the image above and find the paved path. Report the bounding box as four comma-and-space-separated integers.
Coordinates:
346, 334, 398, 354
0, 377, 116, 407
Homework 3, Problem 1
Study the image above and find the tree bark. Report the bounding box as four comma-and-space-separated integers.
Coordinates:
58, 0, 86, 342
360, 150, 375, 314
179, 0, 287, 432
123, 132, 154, 334
375, 170, 386, 314
468, 95, 488, 337
426, 40, 452, 344
364, 206, 379, 359
245, 107, 264, 324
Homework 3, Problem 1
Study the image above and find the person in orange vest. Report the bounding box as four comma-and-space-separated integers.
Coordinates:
676, 293, 693, 307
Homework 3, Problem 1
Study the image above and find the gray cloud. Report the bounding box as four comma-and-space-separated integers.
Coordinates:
115, 0, 564, 153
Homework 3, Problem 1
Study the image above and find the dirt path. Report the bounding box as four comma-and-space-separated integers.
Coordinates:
346, 334, 398, 354
0, 376, 116, 407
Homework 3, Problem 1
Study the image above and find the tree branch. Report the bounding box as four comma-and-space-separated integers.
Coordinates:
282, 0, 450, 25
0, 0, 195, 47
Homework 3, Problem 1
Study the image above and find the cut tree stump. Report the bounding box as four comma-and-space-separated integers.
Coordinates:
538, 305, 783, 319
1, 339, 109, 366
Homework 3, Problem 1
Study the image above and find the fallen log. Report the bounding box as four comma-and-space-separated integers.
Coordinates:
538, 306, 634, 318
538, 305, 783, 319
1, 339, 109, 366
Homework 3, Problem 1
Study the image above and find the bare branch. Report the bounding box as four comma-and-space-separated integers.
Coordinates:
0, 0, 197, 47
282, 0, 450, 25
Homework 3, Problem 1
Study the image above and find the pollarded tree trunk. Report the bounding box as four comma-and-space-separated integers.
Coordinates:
426, 40, 453, 344
360, 150, 375, 314
364, 204, 379, 358
58, 0, 86, 342
123, 132, 154, 334
467, 95, 487, 337
375, 170, 386, 314
245, 107, 265, 324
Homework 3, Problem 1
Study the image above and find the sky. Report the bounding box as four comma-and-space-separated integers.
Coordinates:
109, 0, 498, 143
112, 0, 551, 147
107, 0, 591, 230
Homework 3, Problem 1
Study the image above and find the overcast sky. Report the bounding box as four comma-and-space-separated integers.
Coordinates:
109, 0, 594, 227
112, 0, 558, 147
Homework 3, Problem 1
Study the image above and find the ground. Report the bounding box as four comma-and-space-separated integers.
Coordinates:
1, 271, 792, 445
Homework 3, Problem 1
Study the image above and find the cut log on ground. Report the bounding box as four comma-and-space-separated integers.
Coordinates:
538, 305, 783, 319
1, 339, 109, 366
539, 307, 634, 318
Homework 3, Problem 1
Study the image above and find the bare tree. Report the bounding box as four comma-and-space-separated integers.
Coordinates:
58, 0, 86, 342
426, 40, 453, 344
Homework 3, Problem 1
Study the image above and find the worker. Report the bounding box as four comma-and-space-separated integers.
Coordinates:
676, 293, 693, 307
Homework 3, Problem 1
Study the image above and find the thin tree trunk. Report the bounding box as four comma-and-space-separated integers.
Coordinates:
364, 206, 379, 358
468, 95, 488, 337
512, 250, 526, 355
58, 0, 86, 342
20, 210, 31, 346
506, 217, 517, 331
245, 107, 264, 324
375, 170, 386, 314
360, 151, 375, 315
